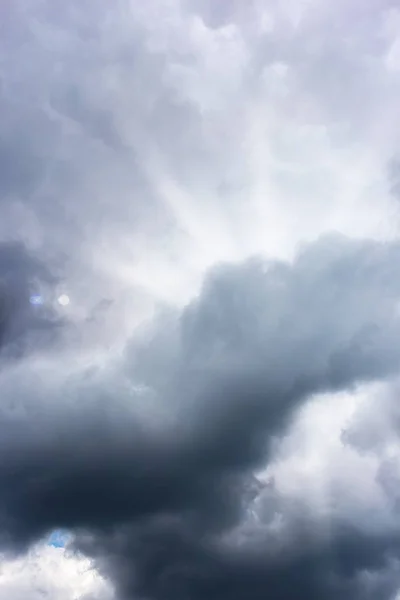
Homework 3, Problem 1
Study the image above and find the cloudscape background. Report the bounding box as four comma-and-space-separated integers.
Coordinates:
1, 0, 400, 598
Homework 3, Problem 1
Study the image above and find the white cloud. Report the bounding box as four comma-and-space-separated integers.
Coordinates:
0, 542, 112, 600
264, 385, 397, 530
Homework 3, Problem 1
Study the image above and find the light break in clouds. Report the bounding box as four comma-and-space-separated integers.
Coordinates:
1, 1, 400, 599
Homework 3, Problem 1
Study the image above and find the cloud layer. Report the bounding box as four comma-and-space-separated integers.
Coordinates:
2, 1, 400, 599
2, 235, 400, 599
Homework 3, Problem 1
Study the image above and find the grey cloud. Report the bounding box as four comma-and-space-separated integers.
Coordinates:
183, 0, 239, 29
1, 1, 400, 599
0, 241, 66, 359
0, 1, 165, 263
75, 501, 400, 600
1, 235, 400, 599
388, 157, 400, 200
341, 378, 400, 456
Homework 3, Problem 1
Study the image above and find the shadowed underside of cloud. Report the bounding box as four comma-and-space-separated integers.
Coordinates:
1, 235, 400, 599
77, 518, 400, 600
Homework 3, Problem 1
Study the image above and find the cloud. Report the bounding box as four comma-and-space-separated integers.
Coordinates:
2, 235, 400, 598
0, 541, 112, 600
2, 1, 400, 599
0, 241, 67, 359
78, 518, 400, 600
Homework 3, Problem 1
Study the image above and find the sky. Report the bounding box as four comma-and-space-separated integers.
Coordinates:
1, 0, 400, 598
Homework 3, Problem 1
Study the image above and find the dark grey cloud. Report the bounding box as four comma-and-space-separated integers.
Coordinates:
1, 235, 400, 598
76, 516, 400, 600
0, 241, 67, 359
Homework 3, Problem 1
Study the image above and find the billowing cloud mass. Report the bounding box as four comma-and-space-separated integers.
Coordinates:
1, 1, 400, 599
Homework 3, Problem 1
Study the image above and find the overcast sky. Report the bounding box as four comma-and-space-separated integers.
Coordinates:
1, 1, 400, 599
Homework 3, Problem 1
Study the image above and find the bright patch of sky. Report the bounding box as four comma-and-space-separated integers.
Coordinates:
48, 530, 70, 548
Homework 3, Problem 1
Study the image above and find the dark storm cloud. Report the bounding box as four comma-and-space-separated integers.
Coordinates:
0, 241, 66, 358
76, 515, 400, 600
1, 234, 400, 598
